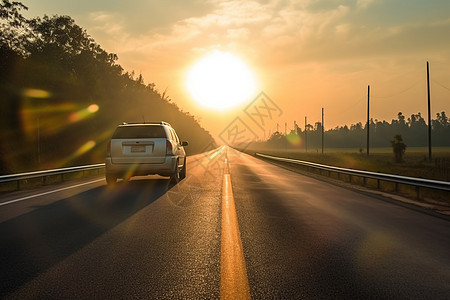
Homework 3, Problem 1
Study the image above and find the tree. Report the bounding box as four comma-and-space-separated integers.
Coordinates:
435, 112, 448, 128
0, 6, 216, 173
0, 0, 31, 81
0, 0, 31, 55
391, 134, 407, 163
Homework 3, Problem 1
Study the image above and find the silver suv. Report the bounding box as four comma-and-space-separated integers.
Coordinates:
105, 122, 188, 185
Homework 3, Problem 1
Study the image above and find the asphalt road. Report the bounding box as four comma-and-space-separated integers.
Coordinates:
0, 146, 449, 299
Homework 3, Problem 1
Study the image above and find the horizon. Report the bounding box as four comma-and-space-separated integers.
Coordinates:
20, 0, 450, 139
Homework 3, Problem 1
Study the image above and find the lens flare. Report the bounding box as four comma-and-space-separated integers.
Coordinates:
53, 140, 97, 167
74, 140, 96, 157
69, 104, 100, 123
22, 88, 51, 99
286, 133, 302, 146
88, 104, 100, 113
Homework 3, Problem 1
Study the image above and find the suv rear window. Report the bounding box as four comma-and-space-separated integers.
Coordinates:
112, 126, 167, 139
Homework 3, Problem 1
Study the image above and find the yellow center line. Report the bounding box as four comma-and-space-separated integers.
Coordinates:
220, 158, 251, 300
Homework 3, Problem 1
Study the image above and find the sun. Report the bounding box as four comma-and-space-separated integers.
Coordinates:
185, 51, 258, 111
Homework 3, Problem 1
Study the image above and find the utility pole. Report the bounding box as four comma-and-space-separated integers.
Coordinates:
305, 116, 308, 152
285, 122, 288, 151
427, 61, 432, 161
321, 108, 324, 154
367, 85, 370, 156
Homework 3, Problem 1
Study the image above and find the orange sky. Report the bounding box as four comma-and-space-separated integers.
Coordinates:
22, 0, 450, 140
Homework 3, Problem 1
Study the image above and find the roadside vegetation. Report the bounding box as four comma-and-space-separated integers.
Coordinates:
246, 110, 450, 183
0, 1, 215, 174
255, 111, 449, 151
245, 147, 450, 182
243, 146, 450, 203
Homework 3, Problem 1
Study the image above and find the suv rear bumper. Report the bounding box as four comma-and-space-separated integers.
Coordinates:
105, 156, 177, 177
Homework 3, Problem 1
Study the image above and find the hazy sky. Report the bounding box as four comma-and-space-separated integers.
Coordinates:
21, 0, 450, 139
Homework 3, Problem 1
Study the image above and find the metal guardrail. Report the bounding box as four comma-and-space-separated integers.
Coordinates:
255, 153, 450, 194
0, 164, 105, 190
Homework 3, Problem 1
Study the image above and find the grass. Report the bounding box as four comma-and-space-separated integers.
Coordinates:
246, 147, 450, 181
243, 147, 450, 203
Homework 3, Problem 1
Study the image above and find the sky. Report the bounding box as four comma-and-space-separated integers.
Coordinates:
21, 0, 450, 140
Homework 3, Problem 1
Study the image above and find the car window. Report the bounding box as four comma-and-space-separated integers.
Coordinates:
167, 127, 175, 141
171, 128, 180, 143
112, 126, 167, 139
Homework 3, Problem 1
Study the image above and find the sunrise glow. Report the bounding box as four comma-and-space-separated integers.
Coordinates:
185, 51, 258, 111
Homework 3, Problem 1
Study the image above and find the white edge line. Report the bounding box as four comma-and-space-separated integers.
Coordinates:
0, 178, 105, 207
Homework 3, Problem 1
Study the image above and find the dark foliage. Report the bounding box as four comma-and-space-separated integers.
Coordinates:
391, 134, 407, 162
0, 2, 215, 174
252, 111, 449, 151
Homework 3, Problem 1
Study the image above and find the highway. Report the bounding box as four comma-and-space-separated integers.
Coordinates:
1, 147, 449, 299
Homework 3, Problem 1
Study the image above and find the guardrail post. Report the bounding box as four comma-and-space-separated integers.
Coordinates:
416, 186, 420, 200
17, 180, 20, 191
377, 179, 380, 190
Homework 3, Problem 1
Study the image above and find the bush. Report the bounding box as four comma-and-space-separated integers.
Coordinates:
391, 134, 407, 162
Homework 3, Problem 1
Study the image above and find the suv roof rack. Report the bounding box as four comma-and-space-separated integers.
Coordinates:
121, 121, 172, 127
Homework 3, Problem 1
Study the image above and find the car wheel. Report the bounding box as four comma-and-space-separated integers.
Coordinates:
106, 174, 117, 186
170, 160, 181, 184
180, 158, 186, 179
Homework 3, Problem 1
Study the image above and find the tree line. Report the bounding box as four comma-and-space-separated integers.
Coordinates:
257, 111, 450, 150
0, 1, 215, 174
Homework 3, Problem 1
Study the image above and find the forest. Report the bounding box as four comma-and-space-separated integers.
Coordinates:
0, 1, 215, 174
255, 111, 450, 151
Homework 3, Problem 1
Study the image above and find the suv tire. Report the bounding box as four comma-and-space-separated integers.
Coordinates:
106, 174, 117, 186
170, 160, 181, 184
180, 158, 186, 179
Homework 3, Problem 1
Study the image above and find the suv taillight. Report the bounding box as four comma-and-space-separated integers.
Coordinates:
106, 141, 111, 157
166, 139, 173, 155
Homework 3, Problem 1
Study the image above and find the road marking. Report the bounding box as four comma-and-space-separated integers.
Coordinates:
0, 179, 105, 207
220, 166, 251, 299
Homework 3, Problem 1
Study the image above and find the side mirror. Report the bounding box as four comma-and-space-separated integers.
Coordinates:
181, 141, 189, 146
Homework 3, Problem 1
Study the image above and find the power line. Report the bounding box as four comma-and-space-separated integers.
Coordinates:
333, 96, 365, 116
371, 81, 420, 99
432, 79, 450, 92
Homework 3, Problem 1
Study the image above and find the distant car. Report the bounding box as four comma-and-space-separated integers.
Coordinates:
105, 122, 188, 185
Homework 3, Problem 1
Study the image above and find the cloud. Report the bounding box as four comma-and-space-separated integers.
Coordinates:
89, 12, 126, 37
186, 0, 271, 27
82, 0, 450, 81
356, 0, 374, 10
